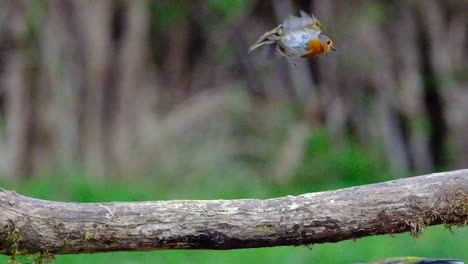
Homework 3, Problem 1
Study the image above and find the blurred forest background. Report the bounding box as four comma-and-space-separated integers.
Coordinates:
0, 0, 467, 263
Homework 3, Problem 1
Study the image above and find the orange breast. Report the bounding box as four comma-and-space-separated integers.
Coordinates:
302, 39, 325, 58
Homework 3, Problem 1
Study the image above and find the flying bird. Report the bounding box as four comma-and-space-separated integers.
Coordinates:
249, 11, 336, 60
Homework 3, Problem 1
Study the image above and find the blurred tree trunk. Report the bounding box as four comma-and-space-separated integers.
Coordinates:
164, 1, 192, 100
69, 0, 112, 176
3, 0, 33, 178
416, 0, 467, 168
110, 0, 149, 175
393, 3, 433, 173
313, 1, 347, 143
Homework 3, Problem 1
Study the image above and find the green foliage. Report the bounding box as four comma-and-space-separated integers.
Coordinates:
292, 128, 392, 194
364, 2, 386, 24
148, 2, 191, 27
147, 0, 250, 28
206, 0, 250, 20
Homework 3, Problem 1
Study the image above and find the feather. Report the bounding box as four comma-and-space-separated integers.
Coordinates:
248, 25, 282, 53
283, 10, 317, 33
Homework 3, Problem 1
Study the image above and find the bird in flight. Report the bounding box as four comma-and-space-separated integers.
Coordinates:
249, 11, 336, 61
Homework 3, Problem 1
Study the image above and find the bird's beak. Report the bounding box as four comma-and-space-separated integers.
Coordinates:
331, 46, 337, 51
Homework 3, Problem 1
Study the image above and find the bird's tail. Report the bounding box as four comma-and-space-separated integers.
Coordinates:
248, 25, 282, 53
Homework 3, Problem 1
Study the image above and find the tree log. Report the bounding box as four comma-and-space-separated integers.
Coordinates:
0, 170, 467, 256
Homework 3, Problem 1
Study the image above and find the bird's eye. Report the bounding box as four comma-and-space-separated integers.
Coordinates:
326, 41, 331, 45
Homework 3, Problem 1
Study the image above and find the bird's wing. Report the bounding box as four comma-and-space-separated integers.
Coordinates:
282, 10, 322, 34
248, 25, 282, 53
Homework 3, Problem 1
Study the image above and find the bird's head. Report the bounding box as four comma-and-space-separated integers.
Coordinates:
319, 34, 336, 53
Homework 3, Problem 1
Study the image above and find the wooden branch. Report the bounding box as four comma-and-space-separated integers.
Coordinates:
1, 170, 467, 256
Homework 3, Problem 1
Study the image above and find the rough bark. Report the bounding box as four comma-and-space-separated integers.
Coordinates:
1, 169, 467, 256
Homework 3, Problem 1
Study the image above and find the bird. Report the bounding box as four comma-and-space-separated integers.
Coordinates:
249, 10, 336, 60
361, 257, 464, 264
